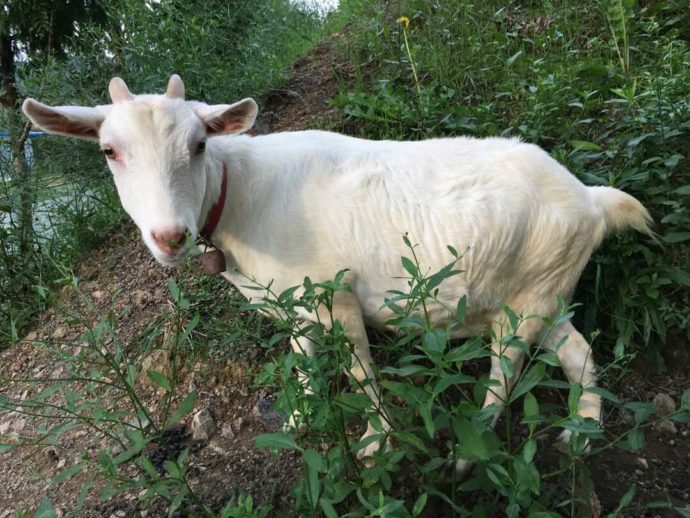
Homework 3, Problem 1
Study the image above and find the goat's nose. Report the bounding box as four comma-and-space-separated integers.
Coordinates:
151, 227, 188, 255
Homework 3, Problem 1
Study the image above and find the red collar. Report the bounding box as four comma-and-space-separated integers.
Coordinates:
199, 163, 227, 240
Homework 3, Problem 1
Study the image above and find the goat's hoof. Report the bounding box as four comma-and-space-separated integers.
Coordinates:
455, 458, 475, 479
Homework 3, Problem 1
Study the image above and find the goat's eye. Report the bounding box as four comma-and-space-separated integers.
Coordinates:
102, 147, 115, 159
195, 141, 206, 155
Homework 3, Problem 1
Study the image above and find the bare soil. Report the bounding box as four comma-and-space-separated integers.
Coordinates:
2, 37, 689, 517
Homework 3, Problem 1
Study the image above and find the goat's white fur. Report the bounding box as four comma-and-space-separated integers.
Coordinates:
22, 76, 653, 471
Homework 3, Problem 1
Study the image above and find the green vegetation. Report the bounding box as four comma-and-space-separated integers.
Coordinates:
1, 0, 689, 515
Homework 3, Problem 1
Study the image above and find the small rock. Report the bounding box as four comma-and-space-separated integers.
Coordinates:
221, 423, 235, 440
634, 457, 649, 470
92, 289, 105, 300
208, 440, 227, 456
24, 331, 38, 342
11, 418, 26, 432
682, 430, 688, 437
131, 289, 150, 307
233, 416, 244, 433
634, 469, 643, 476
46, 447, 60, 463
52, 365, 67, 378
669, 438, 676, 446
52, 326, 67, 340
140, 512, 149, 518
0, 421, 10, 434
253, 397, 284, 430
652, 393, 676, 416
656, 420, 678, 435
56, 458, 66, 470
191, 409, 214, 442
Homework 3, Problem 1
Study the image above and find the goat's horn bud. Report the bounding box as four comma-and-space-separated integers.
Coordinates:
109, 77, 134, 103
166, 74, 185, 99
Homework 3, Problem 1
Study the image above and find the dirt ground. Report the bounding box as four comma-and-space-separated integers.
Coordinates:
1, 37, 689, 517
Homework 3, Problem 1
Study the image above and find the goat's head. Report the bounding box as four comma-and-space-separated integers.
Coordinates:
22, 75, 258, 266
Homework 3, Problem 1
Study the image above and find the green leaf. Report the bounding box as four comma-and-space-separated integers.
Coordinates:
432, 373, 474, 396
455, 295, 467, 323
255, 432, 300, 451
585, 386, 620, 403
522, 438, 537, 462
401, 256, 418, 277
568, 383, 583, 415
523, 392, 539, 433
146, 370, 172, 392
616, 485, 636, 511
626, 428, 645, 451
395, 431, 429, 454
0, 443, 14, 453
126, 364, 137, 388
503, 305, 519, 332
419, 400, 435, 439
662, 232, 690, 243
303, 449, 323, 507
571, 140, 601, 151
50, 462, 86, 483
164, 391, 196, 429
507, 50, 522, 66
453, 418, 489, 460
681, 388, 690, 409
422, 329, 447, 353
500, 356, 514, 378
167, 278, 180, 300
319, 499, 338, 518
624, 402, 655, 424
36, 500, 57, 518
334, 392, 372, 412
412, 492, 428, 516
511, 363, 546, 401
536, 352, 560, 366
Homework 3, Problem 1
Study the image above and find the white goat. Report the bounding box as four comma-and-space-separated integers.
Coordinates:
23, 76, 652, 472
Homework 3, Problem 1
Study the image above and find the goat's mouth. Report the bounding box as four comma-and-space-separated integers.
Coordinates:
150, 239, 196, 267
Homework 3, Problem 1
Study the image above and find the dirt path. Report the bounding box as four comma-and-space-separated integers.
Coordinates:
1, 36, 689, 516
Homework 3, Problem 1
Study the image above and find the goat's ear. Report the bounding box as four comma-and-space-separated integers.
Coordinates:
191, 98, 258, 136
22, 99, 109, 141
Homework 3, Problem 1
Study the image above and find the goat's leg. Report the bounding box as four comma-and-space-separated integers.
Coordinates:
286, 331, 316, 432
456, 317, 543, 476
321, 277, 392, 462
544, 320, 600, 442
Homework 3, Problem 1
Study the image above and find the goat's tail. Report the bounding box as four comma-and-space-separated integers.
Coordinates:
589, 186, 655, 238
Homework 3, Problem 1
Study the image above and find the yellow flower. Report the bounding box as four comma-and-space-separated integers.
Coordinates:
398, 16, 410, 29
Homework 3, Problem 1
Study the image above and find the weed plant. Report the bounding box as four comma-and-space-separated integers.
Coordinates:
253, 246, 690, 516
